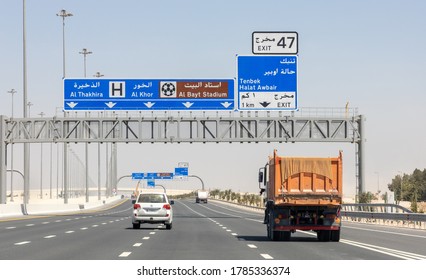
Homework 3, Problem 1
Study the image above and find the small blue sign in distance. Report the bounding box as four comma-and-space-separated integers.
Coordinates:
64, 79, 234, 111
132, 173, 144, 180
174, 167, 188, 177
147, 179, 155, 187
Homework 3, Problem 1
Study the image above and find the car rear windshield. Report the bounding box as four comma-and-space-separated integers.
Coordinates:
138, 194, 166, 203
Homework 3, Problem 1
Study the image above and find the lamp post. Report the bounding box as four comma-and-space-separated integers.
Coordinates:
374, 171, 380, 194
57, 10, 72, 204
94, 71, 104, 78
398, 171, 404, 204
27, 102, 33, 117
79, 49, 92, 203
39, 112, 45, 199
23, 0, 30, 204
79, 48, 92, 77
56, 9, 73, 79
7, 89, 17, 202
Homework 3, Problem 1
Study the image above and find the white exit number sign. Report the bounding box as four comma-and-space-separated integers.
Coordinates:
252, 32, 298, 55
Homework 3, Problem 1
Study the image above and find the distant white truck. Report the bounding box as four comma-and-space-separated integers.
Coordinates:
196, 190, 208, 203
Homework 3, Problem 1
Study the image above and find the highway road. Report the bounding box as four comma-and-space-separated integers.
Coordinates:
0, 198, 425, 260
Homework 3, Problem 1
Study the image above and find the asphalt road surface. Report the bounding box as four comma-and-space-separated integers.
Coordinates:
0, 199, 425, 260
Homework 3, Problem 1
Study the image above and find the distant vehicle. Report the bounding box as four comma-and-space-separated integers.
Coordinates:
132, 192, 174, 229
196, 190, 208, 203
130, 193, 137, 204
259, 150, 343, 242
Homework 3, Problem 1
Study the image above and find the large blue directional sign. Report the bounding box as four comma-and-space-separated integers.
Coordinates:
237, 55, 297, 111
64, 79, 234, 111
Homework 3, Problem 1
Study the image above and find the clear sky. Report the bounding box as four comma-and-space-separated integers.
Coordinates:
1, 0, 426, 197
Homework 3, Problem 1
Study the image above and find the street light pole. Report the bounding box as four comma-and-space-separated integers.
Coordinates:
7, 89, 17, 202
23, 0, 30, 204
56, 9, 73, 79
79, 48, 93, 77
39, 112, 45, 199
94, 73, 103, 200
188, 175, 205, 191
27, 102, 33, 117
398, 171, 404, 204
374, 171, 380, 194
56, 10, 72, 205
94, 72, 104, 78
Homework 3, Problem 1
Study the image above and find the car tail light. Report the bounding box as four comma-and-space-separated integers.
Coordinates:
163, 204, 171, 210
133, 203, 141, 210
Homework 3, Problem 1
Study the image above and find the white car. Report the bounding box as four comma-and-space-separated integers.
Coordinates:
132, 192, 174, 229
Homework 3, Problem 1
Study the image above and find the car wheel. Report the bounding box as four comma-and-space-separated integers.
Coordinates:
132, 222, 140, 229
166, 223, 172, 230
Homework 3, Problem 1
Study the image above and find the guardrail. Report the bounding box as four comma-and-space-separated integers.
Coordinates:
210, 199, 426, 229
341, 203, 425, 229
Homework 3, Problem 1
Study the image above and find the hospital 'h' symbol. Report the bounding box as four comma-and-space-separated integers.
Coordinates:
109, 81, 125, 98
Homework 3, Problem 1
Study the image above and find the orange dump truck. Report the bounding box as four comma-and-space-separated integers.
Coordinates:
259, 150, 343, 242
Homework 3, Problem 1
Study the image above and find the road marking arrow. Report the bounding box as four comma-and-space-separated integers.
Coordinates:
221, 102, 233, 108
182, 102, 194, 108
144, 102, 155, 108
66, 102, 78, 109
105, 102, 117, 108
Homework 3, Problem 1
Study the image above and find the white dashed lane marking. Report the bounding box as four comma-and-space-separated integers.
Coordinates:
44, 235, 56, 239
133, 243, 143, 247
248, 244, 257, 249
119, 252, 132, 257
261, 254, 273, 259
14, 241, 31, 246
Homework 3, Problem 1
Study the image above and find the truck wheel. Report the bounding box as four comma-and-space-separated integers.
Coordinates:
267, 223, 279, 241
267, 224, 271, 240
331, 229, 340, 242
317, 230, 331, 242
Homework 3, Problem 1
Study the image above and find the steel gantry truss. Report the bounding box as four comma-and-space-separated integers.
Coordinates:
0, 112, 365, 204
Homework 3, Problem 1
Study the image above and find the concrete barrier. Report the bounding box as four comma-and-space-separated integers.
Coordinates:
0, 204, 23, 217
0, 196, 124, 218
